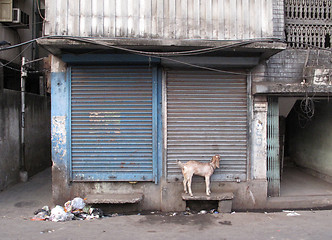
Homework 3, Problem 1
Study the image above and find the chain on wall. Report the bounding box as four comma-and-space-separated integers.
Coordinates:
285, 0, 332, 49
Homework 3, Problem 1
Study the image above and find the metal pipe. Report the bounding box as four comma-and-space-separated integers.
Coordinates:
20, 57, 27, 174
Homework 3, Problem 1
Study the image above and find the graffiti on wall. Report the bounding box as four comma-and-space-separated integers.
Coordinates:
255, 119, 263, 146
314, 69, 332, 85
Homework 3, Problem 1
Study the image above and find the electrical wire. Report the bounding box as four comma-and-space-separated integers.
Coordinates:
0, 43, 33, 68
0, 35, 284, 56
0, 38, 37, 51
71, 37, 282, 57
4, 35, 329, 57
159, 55, 248, 75
25, 57, 44, 64
0, 20, 44, 28
300, 97, 315, 119
1, 35, 331, 79
0, 63, 21, 72
0, 36, 282, 77
58, 36, 331, 78
295, 96, 316, 128
36, 0, 46, 21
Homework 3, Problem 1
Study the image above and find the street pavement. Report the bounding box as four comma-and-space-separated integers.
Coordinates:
1, 168, 332, 240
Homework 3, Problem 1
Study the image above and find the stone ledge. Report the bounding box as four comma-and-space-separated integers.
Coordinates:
182, 192, 234, 213
253, 82, 332, 95
85, 193, 144, 204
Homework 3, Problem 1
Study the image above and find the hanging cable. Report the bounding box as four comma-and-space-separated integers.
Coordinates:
1, 35, 332, 79
0, 43, 33, 69
36, 0, 46, 21
300, 96, 315, 119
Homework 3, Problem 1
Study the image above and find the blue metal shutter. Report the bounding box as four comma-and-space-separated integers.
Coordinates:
166, 71, 248, 181
70, 66, 157, 181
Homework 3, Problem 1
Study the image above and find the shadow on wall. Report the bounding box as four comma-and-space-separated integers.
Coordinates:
0, 90, 51, 191
286, 99, 332, 177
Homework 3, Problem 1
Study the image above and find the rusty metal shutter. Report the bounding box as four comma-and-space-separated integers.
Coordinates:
166, 71, 248, 181
70, 66, 157, 181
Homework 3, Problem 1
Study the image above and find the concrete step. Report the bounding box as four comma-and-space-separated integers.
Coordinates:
85, 193, 144, 204
182, 192, 234, 213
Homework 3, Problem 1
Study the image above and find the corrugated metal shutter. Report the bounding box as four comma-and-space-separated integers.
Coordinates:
70, 66, 157, 181
166, 71, 248, 181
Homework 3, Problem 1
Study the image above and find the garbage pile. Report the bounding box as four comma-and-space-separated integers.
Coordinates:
31, 197, 103, 222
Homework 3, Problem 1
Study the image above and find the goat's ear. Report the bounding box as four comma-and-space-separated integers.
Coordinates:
215, 155, 220, 168
211, 155, 217, 167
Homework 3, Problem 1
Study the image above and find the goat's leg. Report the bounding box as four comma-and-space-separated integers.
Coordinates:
205, 176, 211, 196
183, 178, 188, 194
188, 176, 193, 197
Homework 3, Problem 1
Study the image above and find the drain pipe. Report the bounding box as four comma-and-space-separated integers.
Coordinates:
20, 57, 28, 182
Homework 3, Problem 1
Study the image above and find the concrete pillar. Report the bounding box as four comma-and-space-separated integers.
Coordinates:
50, 55, 71, 204
250, 96, 268, 180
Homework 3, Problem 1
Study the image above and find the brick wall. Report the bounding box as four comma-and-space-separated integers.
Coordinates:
253, 49, 332, 84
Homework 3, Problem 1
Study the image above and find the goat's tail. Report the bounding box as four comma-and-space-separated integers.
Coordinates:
176, 160, 184, 169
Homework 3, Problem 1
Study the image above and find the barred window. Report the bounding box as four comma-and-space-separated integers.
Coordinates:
285, 0, 332, 49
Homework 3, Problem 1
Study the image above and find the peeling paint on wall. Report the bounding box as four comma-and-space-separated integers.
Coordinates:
51, 55, 67, 73
52, 116, 67, 160
255, 120, 263, 146
89, 112, 121, 123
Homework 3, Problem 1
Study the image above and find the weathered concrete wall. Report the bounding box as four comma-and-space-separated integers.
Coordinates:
287, 100, 332, 179
70, 182, 162, 211
0, 27, 21, 65
50, 56, 71, 204
0, 89, 51, 191
253, 49, 332, 85
57, 179, 267, 211
252, 49, 332, 95
25, 94, 51, 176
160, 180, 268, 211
264, 49, 332, 84
0, 90, 21, 191
0, 0, 36, 65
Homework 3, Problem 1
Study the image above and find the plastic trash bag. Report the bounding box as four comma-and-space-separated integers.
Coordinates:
31, 211, 49, 221
49, 205, 74, 222
33, 206, 50, 216
31, 206, 51, 221
71, 197, 85, 210
64, 201, 72, 213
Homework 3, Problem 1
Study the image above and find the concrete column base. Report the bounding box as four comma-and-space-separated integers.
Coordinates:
218, 200, 233, 213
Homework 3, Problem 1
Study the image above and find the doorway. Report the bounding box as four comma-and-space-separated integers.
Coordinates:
277, 97, 332, 197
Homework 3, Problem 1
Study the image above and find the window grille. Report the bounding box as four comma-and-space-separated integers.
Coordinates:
285, 0, 332, 49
